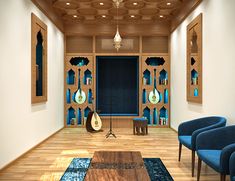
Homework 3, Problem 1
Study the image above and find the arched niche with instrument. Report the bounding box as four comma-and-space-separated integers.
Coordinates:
149, 69, 160, 104
86, 97, 102, 132
75, 69, 86, 104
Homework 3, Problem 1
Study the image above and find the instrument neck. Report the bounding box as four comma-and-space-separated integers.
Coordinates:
154, 69, 157, 91
78, 69, 81, 91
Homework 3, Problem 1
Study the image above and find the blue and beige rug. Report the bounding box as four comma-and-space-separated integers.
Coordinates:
61, 158, 173, 181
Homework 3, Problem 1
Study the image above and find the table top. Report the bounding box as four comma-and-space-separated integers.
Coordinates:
91, 151, 144, 166
85, 151, 150, 181
85, 168, 150, 181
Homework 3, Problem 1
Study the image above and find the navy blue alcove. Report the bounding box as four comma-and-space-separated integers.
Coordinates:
36, 31, 43, 96
96, 56, 139, 116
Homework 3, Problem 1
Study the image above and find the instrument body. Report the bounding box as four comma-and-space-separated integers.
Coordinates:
91, 112, 102, 131
149, 69, 160, 104
75, 69, 86, 104
86, 98, 102, 132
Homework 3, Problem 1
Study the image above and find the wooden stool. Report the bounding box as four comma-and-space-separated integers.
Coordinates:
133, 118, 148, 135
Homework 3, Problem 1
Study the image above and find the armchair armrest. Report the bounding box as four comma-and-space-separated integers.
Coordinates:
178, 116, 226, 136
220, 143, 235, 174
230, 152, 235, 179
196, 126, 235, 150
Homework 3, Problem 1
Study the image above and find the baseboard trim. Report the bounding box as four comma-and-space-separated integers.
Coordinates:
170, 126, 178, 133
0, 127, 64, 171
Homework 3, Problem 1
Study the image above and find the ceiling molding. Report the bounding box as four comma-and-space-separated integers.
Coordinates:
31, 0, 64, 32
170, 0, 203, 32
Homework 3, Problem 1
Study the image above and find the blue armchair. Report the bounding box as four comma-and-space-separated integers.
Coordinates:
196, 126, 235, 181
178, 116, 226, 177
230, 152, 235, 181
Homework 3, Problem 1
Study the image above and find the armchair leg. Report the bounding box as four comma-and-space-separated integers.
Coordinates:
197, 157, 202, 181
178, 143, 182, 162
192, 150, 195, 177
220, 174, 226, 181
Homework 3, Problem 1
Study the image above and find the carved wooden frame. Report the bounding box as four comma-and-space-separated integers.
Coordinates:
31, 13, 47, 103
187, 13, 202, 103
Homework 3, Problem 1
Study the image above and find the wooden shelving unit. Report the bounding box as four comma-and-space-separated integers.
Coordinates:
141, 55, 170, 126
65, 55, 94, 127
187, 13, 202, 103
64, 35, 170, 128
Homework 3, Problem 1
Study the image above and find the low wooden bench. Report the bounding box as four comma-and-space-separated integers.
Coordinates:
133, 118, 148, 135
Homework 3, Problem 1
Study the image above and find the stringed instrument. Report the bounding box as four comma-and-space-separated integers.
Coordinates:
75, 69, 86, 104
86, 97, 102, 132
148, 69, 160, 104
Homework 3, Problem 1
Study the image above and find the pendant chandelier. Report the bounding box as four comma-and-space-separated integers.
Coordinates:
113, 0, 123, 51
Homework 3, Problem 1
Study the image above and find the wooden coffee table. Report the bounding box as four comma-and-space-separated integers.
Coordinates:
85, 151, 150, 181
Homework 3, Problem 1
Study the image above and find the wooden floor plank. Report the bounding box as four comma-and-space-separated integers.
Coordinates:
0, 128, 227, 180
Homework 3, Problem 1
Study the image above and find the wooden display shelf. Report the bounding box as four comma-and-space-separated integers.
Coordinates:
64, 36, 170, 128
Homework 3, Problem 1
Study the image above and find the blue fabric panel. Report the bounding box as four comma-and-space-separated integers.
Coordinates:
96, 56, 138, 115
197, 150, 221, 172
179, 136, 192, 149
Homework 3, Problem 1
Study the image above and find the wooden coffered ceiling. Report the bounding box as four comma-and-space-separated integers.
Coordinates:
32, 0, 202, 35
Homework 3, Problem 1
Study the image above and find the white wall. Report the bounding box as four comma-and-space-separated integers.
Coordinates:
0, 0, 64, 169
170, 0, 235, 130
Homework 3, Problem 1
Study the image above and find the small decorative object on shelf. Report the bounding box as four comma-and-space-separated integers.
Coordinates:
159, 69, 168, 85
143, 69, 151, 85
187, 13, 202, 103
70, 118, 76, 125
70, 57, 89, 67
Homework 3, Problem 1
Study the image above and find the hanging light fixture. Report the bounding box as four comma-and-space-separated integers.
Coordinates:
113, 0, 123, 51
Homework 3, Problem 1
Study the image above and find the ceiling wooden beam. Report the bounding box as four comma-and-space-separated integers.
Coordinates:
31, 0, 64, 32
170, 0, 203, 32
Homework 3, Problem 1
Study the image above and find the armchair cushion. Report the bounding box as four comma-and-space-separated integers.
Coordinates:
179, 136, 192, 149
197, 150, 221, 172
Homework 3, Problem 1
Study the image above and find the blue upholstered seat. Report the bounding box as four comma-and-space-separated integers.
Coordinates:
196, 126, 235, 181
197, 150, 221, 172
133, 117, 147, 121
230, 152, 235, 181
178, 116, 226, 177
178, 136, 192, 149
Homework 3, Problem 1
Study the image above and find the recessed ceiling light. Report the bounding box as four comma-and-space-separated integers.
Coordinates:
99, 2, 104, 5
130, 15, 135, 18
73, 15, 77, 18
102, 15, 106, 18
159, 15, 164, 18
133, 2, 138, 5
66, 2, 70, 6
167, 2, 171, 6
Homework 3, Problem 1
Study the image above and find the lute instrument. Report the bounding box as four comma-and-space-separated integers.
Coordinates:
148, 69, 160, 104
75, 69, 86, 104
86, 97, 102, 132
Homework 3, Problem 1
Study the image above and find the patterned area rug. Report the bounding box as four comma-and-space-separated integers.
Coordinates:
60, 158, 173, 181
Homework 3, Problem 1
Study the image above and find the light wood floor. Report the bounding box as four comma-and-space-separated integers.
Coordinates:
0, 128, 227, 181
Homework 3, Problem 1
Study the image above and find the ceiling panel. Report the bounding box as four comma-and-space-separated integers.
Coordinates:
51, 0, 185, 25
